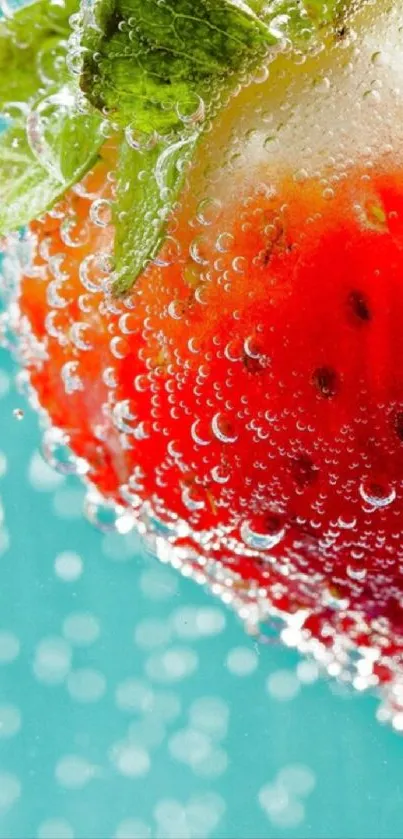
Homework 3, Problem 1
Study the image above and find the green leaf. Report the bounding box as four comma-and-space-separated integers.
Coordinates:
80, 0, 361, 134
78, 0, 278, 291
256, 0, 358, 43
79, 0, 360, 293
0, 0, 104, 236
0, 88, 102, 234
80, 0, 275, 135
113, 132, 199, 295
0, 0, 77, 108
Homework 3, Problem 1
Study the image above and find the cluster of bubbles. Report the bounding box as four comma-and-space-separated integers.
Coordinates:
3, 0, 403, 728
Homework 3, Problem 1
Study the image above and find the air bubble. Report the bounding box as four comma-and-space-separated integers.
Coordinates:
134, 421, 152, 442
112, 400, 137, 434
191, 419, 211, 446
79, 254, 107, 293
323, 588, 350, 611
167, 440, 183, 460
134, 374, 150, 393
188, 337, 201, 354
103, 366, 118, 389
224, 340, 243, 362
55, 755, 95, 789
45, 247, 66, 281
176, 92, 205, 124
90, 198, 112, 228
110, 336, 129, 359
315, 76, 331, 93
61, 361, 84, 394
264, 134, 279, 151
244, 336, 263, 359
84, 491, 130, 533
359, 479, 396, 509
44, 310, 68, 346
167, 300, 187, 320
210, 465, 230, 484
153, 236, 181, 268
232, 256, 247, 274
338, 515, 357, 530
100, 119, 115, 139
66, 49, 84, 77
36, 41, 66, 86
47, 279, 68, 309
181, 485, 206, 512
196, 197, 221, 226
216, 232, 235, 253
294, 168, 308, 182
253, 64, 270, 84
347, 565, 367, 581
42, 428, 89, 476
371, 50, 384, 65
69, 322, 93, 352
211, 413, 238, 444
190, 236, 209, 266
119, 313, 137, 335
125, 125, 158, 151
27, 87, 76, 182
60, 215, 90, 248
241, 518, 285, 551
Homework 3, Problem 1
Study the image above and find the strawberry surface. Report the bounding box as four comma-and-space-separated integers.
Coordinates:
13, 144, 403, 697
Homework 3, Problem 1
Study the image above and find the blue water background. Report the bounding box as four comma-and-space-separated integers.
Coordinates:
1, 4, 403, 830
1, 346, 403, 838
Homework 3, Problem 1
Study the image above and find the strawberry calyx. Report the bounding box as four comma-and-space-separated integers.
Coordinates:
76, 0, 365, 294
0, 0, 104, 236
11, 0, 403, 715
0, 0, 366, 287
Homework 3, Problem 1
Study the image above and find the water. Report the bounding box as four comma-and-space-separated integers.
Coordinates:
1, 346, 403, 838
3, 0, 403, 834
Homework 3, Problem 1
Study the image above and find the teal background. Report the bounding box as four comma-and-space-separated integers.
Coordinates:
2, 2, 403, 835
0, 349, 403, 838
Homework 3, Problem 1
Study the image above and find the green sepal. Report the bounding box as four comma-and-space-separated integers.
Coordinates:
113, 131, 199, 295
0, 0, 103, 237
0, 87, 102, 234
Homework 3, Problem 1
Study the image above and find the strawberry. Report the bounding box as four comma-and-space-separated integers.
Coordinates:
4, 0, 403, 716
14, 153, 403, 695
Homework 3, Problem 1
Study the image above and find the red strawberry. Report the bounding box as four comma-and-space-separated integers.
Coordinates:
7, 0, 403, 724
12, 139, 403, 708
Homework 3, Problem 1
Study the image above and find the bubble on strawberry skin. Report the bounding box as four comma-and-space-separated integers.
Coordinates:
240, 517, 285, 552
211, 413, 238, 444
42, 428, 90, 477
61, 361, 84, 395
10, 0, 403, 735
359, 479, 396, 509
84, 490, 135, 535
346, 564, 367, 582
